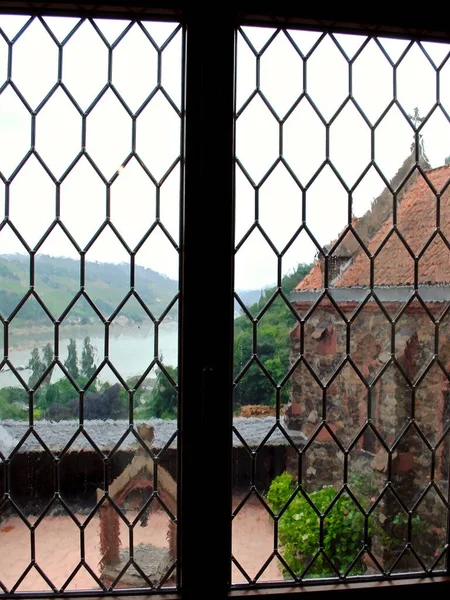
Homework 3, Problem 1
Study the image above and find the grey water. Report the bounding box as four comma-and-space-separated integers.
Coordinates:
0, 320, 178, 387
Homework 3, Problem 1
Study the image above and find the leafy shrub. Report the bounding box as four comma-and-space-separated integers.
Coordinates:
0, 387, 28, 419
266, 472, 368, 578
141, 366, 177, 419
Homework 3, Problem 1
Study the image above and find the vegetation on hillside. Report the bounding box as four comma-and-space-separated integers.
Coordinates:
0, 254, 178, 325
0, 257, 311, 420
233, 263, 312, 411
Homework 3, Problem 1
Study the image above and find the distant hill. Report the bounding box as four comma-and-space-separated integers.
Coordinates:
0, 254, 178, 325
234, 289, 262, 316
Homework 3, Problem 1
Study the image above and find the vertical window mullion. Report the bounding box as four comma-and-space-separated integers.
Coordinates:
180, 10, 235, 599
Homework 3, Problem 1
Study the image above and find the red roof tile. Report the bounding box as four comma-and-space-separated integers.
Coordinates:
296, 165, 450, 290
295, 261, 323, 290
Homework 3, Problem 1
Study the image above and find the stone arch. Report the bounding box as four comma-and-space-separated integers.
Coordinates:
97, 427, 177, 584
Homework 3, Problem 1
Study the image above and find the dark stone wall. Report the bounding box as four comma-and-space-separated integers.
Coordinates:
287, 298, 450, 567
0, 445, 288, 515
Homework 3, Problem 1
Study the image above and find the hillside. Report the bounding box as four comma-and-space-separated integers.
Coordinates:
234, 288, 262, 316
0, 254, 178, 325
233, 263, 312, 410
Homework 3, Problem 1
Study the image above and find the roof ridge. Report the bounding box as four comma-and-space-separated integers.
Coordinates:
295, 158, 449, 291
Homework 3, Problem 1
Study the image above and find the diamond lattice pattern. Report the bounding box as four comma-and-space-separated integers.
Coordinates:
0, 14, 182, 593
233, 26, 450, 584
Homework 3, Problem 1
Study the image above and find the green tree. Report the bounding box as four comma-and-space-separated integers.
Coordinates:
42, 342, 54, 384
0, 386, 28, 419
233, 263, 312, 411
22, 339, 101, 418
81, 336, 97, 379
27, 347, 45, 388
37, 377, 80, 415
42, 343, 52, 367
147, 366, 177, 419
64, 338, 79, 379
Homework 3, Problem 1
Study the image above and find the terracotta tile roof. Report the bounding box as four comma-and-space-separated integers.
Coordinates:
295, 261, 323, 290
295, 164, 450, 290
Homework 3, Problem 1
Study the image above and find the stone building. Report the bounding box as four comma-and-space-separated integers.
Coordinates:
286, 149, 450, 569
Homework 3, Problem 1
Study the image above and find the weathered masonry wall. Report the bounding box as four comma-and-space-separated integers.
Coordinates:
286, 297, 450, 567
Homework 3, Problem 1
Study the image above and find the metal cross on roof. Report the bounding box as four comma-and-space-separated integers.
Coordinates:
408, 107, 428, 155
409, 106, 425, 128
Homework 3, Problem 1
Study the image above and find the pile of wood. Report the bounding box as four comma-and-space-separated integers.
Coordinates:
239, 405, 276, 417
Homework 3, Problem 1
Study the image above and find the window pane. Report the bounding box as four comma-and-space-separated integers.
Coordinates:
233, 25, 450, 585
0, 14, 183, 593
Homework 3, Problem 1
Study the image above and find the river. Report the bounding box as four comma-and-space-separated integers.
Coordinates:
0, 320, 179, 387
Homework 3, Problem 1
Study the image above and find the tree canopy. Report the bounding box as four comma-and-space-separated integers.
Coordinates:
233, 263, 312, 412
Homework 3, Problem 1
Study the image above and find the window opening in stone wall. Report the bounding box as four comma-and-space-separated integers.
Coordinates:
232, 25, 450, 586
0, 13, 183, 594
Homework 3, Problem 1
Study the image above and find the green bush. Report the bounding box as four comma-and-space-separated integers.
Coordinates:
266, 472, 368, 578
0, 387, 28, 419
146, 366, 177, 419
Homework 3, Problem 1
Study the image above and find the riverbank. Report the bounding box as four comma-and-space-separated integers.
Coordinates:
1, 321, 179, 386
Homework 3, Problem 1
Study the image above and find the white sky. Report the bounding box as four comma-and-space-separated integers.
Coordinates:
0, 16, 449, 290
234, 27, 450, 290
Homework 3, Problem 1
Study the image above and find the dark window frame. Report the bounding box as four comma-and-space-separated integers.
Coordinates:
0, 2, 449, 599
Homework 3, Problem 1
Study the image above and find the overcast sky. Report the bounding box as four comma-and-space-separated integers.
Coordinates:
0, 15, 449, 291
234, 27, 450, 290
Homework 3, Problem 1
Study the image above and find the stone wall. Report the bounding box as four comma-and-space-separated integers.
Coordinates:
0, 445, 287, 517
286, 297, 450, 567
